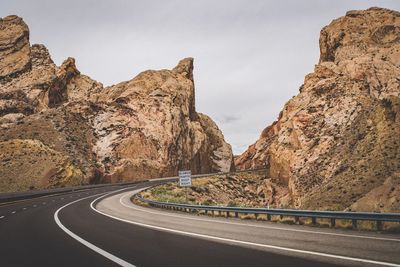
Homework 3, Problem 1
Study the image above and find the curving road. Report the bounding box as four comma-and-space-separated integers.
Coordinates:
0, 181, 399, 267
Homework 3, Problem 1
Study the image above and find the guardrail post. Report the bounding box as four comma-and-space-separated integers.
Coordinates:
377, 221, 383, 231
235, 212, 238, 218
352, 219, 357, 229
294, 216, 299, 224
331, 218, 336, 227
266, 214, 271, 221
311, 217, 316, 225
255, 213, 259, 220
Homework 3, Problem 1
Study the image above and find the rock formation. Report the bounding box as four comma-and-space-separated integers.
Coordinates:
0, 15, 234, 192
236, 7, 400, 212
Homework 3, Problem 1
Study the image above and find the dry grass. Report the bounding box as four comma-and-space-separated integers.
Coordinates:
136, 170, 400, 232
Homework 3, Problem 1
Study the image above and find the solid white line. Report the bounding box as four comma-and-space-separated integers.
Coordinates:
54, 188, 136, 267
119, 192, 400, 243
0, 215, 4, 219
92, 194, 400, 267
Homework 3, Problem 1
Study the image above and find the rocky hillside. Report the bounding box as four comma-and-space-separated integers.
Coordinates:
0, 15, 234, 193
236, 7, 400, 212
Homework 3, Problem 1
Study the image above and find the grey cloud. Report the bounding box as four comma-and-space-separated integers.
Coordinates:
218, 115, 240, 124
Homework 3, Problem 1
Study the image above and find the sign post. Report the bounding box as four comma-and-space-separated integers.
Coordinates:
178, 170, 192, 187
179, 170, 192, 203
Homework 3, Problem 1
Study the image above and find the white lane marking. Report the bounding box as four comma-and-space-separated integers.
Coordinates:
0, 215, 5, 219
11, 211, 16, 214
119, 192, 400, 243
43, 202, 46, 205
23, 207, 27, 210
54, 188, 137, 267
33, 205, 37, 207
93, 194, 400, 267
61, 198, 64, 200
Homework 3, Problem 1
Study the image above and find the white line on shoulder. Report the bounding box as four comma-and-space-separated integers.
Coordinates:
118, 192, 400, 243
93, 192, 400, 267
54, 188, 136, 267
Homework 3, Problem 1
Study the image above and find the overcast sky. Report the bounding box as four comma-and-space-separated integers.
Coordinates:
1, 0, 399, 154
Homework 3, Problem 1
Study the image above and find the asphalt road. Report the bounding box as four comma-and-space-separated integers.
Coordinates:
1, 181, 399, 267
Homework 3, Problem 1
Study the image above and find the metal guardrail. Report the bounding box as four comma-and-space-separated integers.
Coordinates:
148, 167, 267, 182
135, 196, 400, 231
0, 180, 144, 204
0, 168, 267, 204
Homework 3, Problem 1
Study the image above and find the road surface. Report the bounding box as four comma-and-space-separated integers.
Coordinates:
0, 181, 399, 267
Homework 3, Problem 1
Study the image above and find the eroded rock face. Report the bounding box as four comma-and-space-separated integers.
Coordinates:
0, 16, 31, 80
236, 7, 400, 212
0, 16, 233, 192
93, 57, 234, 182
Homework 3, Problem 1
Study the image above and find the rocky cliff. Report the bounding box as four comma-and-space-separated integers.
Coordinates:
236, 7, 400, 212
0, 15, 234, 192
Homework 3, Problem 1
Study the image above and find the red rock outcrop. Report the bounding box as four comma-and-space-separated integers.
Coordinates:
236, 7, 400, 212
0, 15, 234, 192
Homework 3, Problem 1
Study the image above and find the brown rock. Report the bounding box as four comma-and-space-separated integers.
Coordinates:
0, 16, 233, 192
0, 15, 31, 80
236, 7, 400, 212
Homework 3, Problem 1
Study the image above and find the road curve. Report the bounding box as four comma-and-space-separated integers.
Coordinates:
0, 181, 399, 267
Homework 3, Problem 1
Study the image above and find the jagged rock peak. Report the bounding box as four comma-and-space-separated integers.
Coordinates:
0, 15, 31, 80
31, 44, 54, 67
173, 57, 194, 81
58, 57, 80, 78
319, 7, 400, 63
